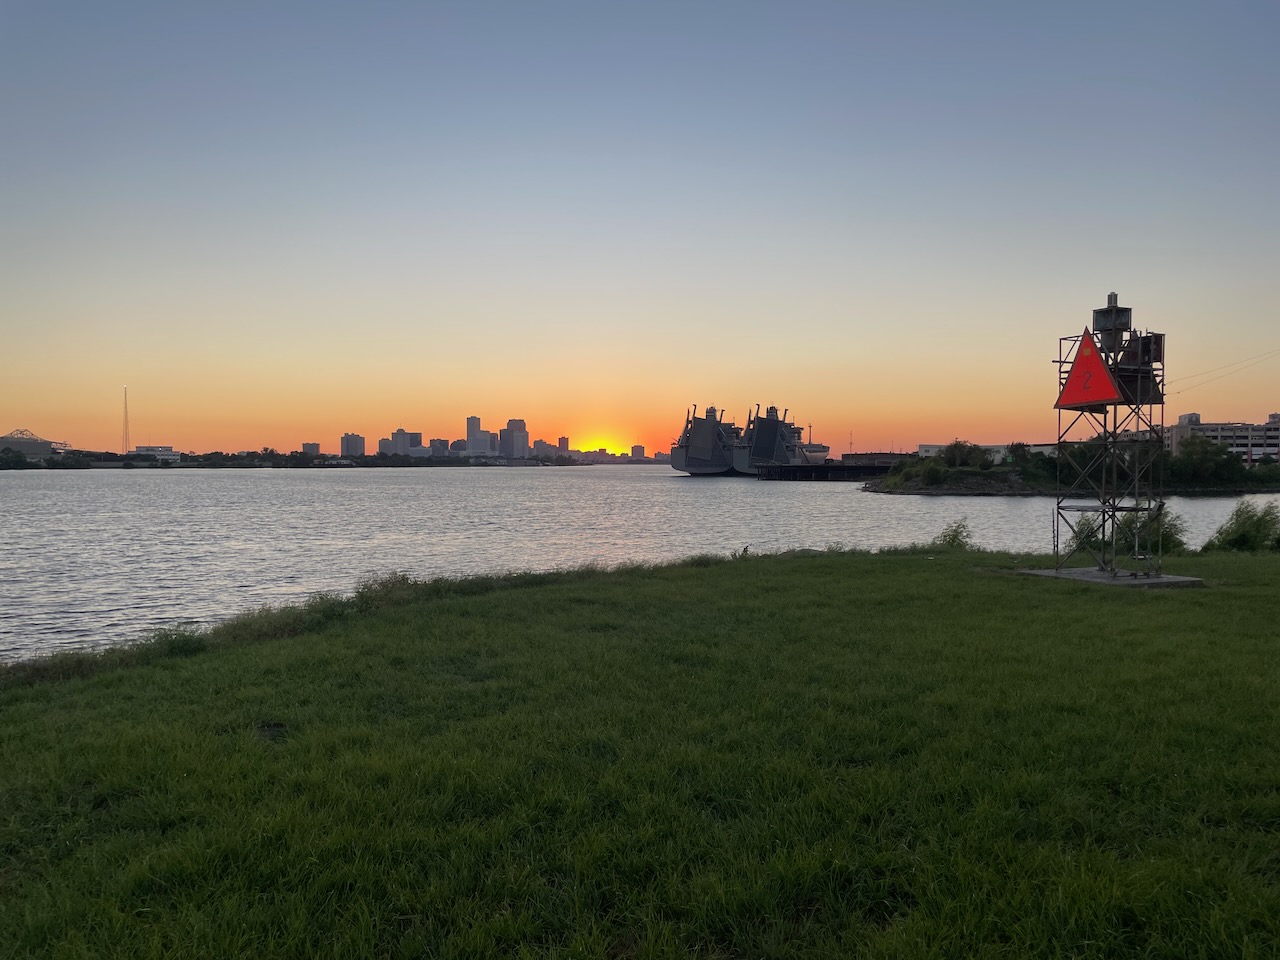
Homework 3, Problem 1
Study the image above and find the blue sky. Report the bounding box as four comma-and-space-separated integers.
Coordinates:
3, 1, 1277, 452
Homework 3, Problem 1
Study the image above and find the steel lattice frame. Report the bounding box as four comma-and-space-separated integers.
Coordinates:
1054, 329, 1166, 575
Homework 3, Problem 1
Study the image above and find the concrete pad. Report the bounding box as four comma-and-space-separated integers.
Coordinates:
1021, 567, 1205, 588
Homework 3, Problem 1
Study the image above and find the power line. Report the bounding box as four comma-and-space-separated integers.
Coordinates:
1166, 345, 1280, 387
1167, 348, 1280, 396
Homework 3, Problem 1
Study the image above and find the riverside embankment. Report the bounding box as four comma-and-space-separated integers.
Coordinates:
3, 549, 1277, 958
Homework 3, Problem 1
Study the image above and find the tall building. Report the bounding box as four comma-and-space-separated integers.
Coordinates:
466, 416, 494, 456
377, 428, 424, 456
340, 433, 365, 458
558, 436, 569, 455
301, 442, 320, 457
631, 445, 645, 460
499, 418, 530, 459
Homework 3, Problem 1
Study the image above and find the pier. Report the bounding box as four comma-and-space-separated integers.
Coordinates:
756, 453, 913, 481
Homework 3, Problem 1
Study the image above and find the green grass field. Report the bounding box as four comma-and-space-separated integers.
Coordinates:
2, 549, 1278, 958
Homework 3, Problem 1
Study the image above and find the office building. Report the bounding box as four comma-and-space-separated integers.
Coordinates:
499, 418, 530, 459
1167, 412, 1280, 462
132, 445, 182, 463
466, 416, 495, 456
340, 433, 365, 458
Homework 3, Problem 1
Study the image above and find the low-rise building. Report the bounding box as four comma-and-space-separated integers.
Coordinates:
132, 445, 182, 463
916, 442, 1056, 461
1166, 412, 1280, 462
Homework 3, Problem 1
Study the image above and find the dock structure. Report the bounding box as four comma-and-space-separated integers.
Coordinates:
756, 452, 913, 481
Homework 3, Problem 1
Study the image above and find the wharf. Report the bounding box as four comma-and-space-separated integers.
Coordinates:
757, 452, 913, 481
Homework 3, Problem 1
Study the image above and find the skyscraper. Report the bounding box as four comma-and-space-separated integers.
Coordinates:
500, 419, 530, 459
466, 416, 490, 455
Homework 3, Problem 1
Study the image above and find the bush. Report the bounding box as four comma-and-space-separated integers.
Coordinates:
931, 519, 974, 550
1117, 508, 1190, 556
1065, 513, 1102, 555
1067, 508, 1190, 557
1203, 499, 1280, 552
921, 461, 945, 486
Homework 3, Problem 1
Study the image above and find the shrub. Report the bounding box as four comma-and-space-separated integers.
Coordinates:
931, 519, 974, 550
1067, 508, 1190, 557
1065, 513, 1102, 555
1203, 499, 1280, 552
1117, 508, 1190, 556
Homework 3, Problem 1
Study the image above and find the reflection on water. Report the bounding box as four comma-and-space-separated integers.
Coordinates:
0, 465, 1270, 661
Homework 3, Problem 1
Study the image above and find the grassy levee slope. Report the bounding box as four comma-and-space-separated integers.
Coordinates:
2, 551, 1278, 959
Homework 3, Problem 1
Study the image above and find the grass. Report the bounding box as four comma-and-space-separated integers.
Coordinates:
2, 549, 1278, 958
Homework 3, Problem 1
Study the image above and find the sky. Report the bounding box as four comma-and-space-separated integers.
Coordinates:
2, 1, 1278, 455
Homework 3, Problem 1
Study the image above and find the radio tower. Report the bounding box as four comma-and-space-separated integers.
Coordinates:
122, 385, 130, 456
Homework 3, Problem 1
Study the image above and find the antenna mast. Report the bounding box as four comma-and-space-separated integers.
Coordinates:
122, 386, 130, 455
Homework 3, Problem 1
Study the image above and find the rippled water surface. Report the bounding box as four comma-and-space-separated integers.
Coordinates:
1, 466, 1269, 661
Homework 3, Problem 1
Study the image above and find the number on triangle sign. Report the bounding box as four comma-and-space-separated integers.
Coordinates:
1056, 328, 1122, 409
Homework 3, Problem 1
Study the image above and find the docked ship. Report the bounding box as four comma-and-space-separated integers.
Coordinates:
671, 404, 817, 476
669, 406, 744, 476
799, 425, 830, 464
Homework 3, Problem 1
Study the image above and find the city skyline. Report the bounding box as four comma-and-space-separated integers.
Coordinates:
3, 3, 1278, 455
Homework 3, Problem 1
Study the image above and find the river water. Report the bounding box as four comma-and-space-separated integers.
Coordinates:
0, 465, 1271, 662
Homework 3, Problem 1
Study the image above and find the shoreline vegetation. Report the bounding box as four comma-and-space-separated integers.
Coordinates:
4, 534, 1279, 956
864, 437, 1280, 497
0, 448, 605, 470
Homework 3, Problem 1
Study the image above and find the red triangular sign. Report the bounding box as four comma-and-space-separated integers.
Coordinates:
1056, 329, 1122, 409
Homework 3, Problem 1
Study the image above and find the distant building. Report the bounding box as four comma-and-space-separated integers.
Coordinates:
630, 445, 645, 460
380, 428, 424, 456
1, 428, 63, 460
428, 438, 450, 457
449, 439, 468, 455
340, 433, 365, 458
499, 419, 530, 459
466, 416, 489, 456
132, 445, 182, 463
532, 439, 557, 458
1167, 412, 1280, 462
301, 442, 320, 457
558, 436, 569, 455
916, 443, 1056, 461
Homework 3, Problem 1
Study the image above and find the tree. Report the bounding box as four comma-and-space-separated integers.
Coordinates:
0, 447, 32, 470
1168, 435, 1247, 486
941, 440, 989, 469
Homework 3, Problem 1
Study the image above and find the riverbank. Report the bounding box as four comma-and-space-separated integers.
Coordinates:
3, 550, 1278, 957
864, 468, 1280, 498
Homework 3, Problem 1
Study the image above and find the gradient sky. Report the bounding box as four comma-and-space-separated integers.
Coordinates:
3, 1, 1278, 455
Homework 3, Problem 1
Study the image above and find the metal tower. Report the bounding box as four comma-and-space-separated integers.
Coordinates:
1054, 293, 1166, 576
